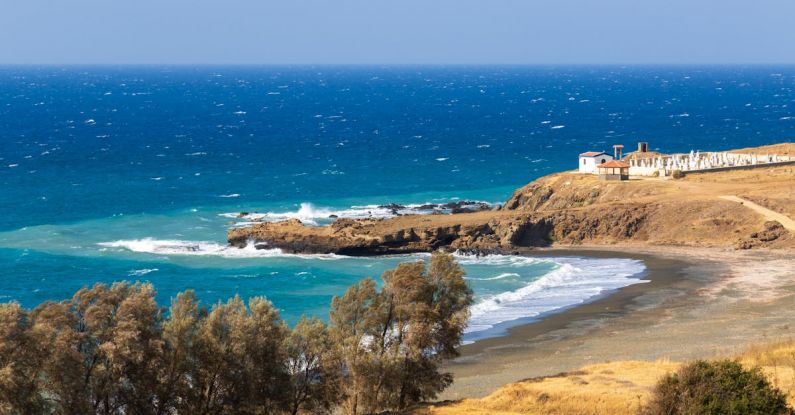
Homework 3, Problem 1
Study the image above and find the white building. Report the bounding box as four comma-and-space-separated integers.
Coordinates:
579, 151, 613, 174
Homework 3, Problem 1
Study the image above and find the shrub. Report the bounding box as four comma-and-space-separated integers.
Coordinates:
671, 169, 684, 179
644, 359, 793, 415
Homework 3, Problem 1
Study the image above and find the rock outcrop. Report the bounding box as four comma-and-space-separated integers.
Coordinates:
228, 216, 514, 255
227, 146, 795, 255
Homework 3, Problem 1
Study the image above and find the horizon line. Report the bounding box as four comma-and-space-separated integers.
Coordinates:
2, 62, 795, 67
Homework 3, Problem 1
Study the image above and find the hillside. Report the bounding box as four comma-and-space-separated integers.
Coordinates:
228, 143, 795, 253
413, 340, 795, 415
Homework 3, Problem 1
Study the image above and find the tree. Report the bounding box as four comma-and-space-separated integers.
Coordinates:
27, 282, 164, 415
153, 290, 205, 415
330, 252, 473, 414
329, 278, 381, 415
104, 283, 165, 414
186, 295, 290, 415
0, 302, 46, 413
284, 316, 343, 415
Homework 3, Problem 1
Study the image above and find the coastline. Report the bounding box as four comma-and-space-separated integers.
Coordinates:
442, 245, 795, 399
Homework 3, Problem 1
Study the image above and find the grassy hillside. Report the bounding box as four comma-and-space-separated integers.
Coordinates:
414, 340, 795, 415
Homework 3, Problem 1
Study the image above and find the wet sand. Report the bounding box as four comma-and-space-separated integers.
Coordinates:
442, 245, 795, 399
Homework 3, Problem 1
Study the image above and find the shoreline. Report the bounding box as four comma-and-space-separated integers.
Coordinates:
442, 245, 795, 399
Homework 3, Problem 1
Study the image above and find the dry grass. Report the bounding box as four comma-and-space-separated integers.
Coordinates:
739, 338, 795, 407
414, 340, 795, 415
415, 360, 680, 415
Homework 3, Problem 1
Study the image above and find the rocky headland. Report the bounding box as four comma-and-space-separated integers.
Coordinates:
228, 144, 795, 255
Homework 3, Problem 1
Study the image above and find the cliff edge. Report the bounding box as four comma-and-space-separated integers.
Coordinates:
228, 144, 795, 255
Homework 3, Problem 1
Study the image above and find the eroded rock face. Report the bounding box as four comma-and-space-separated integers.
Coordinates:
228, 217, 519, 255
225, 204, 659, 255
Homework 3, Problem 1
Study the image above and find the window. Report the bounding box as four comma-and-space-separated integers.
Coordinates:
582, 159, 586, 165
601, 159, 606, 164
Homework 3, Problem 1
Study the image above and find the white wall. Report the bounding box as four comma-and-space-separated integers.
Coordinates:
579, 155, 612, 174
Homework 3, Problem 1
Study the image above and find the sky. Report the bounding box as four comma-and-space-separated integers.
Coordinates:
1, 0, 795, 65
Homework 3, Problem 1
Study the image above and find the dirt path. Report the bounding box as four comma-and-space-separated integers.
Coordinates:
719, 195, 795, 232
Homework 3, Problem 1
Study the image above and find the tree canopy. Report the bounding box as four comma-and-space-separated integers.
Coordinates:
0, 252, 472, 415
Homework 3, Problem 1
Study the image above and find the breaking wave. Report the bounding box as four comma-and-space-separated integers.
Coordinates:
464, 256, 647, 339
466, 272, 520, 281
220, 201, 492, 227
97, 238, 342, 260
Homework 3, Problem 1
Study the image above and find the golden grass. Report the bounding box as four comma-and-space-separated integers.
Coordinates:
415, 340, 795, 415
416, 360, 680, 415
739, 338, 795, 407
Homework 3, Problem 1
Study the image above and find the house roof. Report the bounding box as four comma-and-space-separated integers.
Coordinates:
598, 160, 630, 168
579, 151, 607, 157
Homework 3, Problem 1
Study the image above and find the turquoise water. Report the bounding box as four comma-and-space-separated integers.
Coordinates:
1, 66, 793, 340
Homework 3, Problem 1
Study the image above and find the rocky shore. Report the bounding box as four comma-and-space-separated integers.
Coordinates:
228, 144, 795, 255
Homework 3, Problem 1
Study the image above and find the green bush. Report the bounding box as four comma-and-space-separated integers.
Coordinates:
671, 169, 685, 179
644, 359, 793, 415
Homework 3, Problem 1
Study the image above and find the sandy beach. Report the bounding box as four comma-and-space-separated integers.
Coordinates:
442, 245, 795, 400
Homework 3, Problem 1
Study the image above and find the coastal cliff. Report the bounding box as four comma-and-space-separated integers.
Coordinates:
228, 144, 795, 255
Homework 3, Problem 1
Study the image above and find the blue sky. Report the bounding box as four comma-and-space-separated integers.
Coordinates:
2, 0, 794, 64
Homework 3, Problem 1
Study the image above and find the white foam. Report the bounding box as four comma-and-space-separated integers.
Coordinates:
97, 238, 342, 260
220, 202, 456, 227
128, 268, 159, 276
466, 272, 520, 281
464, 256, 647, 336
452, 252, 543, 267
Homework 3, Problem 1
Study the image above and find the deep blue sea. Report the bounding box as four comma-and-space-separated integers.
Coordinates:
1, 66, 793, 340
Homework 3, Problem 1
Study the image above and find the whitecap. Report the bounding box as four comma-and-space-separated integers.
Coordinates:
435, 157, 449, 161
220, 201, 492, 227
219, 193, 240, 198
97, 238, 342, 260
466, 272, 520, 281
551, 125, 565, 129
128, 268, 159, 276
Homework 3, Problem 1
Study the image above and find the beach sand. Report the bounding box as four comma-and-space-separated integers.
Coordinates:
441, 245, 795, 400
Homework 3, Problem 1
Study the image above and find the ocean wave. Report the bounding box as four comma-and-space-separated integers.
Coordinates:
128, 268, 159, 276
465, 257, 647, 337
452, 252, 543, 267
220, 201, 493, 227
466, 272, 520, 281
97, 238, 342, 260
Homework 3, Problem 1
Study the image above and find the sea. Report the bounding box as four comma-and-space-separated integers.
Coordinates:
1, 65, 793, 341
